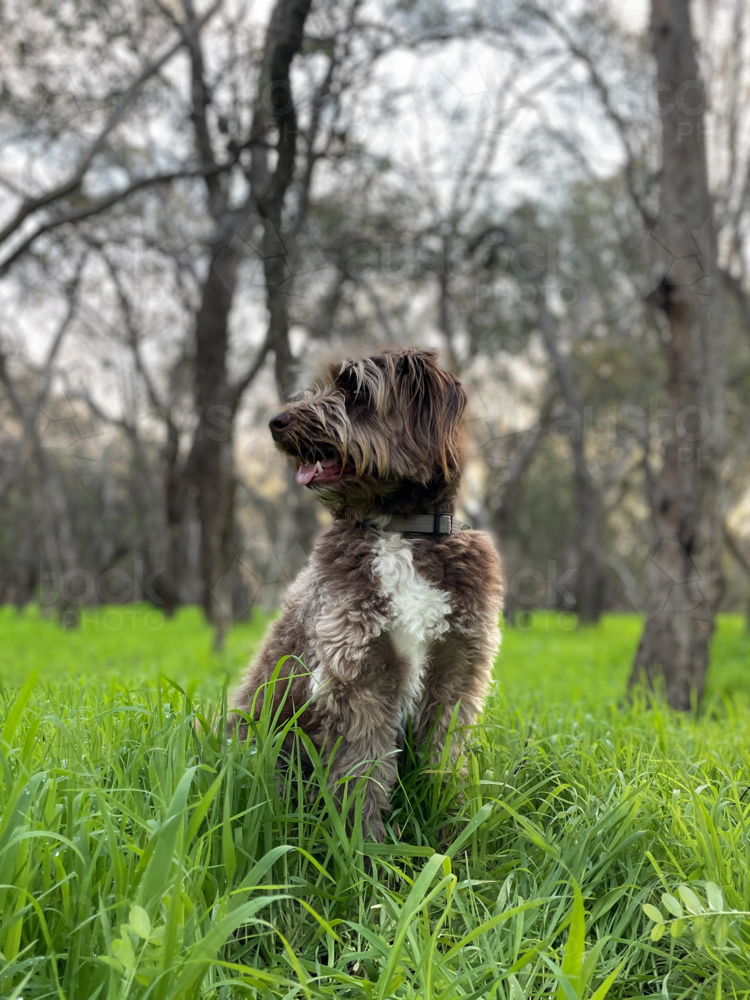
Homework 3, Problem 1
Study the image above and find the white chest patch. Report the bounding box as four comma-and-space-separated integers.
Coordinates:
372, 533, 452, 728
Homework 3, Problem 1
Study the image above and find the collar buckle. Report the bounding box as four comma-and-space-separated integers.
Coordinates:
433, 513, 453, 536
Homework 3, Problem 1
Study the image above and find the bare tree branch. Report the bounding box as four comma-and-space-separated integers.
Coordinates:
0, 265, 84, 503
534, 7, 657, 231
0, 0, 224, 250
493, 388, 558, 522
355, 273, 401, 344
0, 162, 232, 278
230, 333, 274, 410
179, 0, 225, 216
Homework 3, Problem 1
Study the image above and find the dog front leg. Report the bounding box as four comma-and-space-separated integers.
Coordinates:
415, 633, 495, 769
312, 634, 404, 841
322, 709, 400, 842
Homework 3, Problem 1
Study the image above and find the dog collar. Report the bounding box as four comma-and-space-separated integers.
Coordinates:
379, 513, 470, 536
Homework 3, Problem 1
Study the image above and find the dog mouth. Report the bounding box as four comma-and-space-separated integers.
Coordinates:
295, 455, 345, 486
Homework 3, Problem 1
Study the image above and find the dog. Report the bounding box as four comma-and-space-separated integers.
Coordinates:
232, 348, 503, 840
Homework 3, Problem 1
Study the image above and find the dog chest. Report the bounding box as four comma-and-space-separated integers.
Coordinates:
371, 534, 452, 724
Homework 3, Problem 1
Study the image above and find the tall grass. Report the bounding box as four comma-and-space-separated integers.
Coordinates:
1, 607, 750, 998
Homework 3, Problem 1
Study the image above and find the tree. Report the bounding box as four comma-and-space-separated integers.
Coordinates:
175, 0, 314, 646
0, 0, 373, 639
627, 0, 726, 708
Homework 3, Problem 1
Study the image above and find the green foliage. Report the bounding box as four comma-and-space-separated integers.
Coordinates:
1, 608, 750, 997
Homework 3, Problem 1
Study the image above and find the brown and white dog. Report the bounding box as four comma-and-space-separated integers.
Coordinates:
232, 348, 503, 840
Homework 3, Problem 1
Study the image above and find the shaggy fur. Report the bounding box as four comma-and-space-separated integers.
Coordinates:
232, 348, 503, 840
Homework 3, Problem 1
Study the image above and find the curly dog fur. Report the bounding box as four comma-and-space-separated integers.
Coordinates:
232, 348, 503, 840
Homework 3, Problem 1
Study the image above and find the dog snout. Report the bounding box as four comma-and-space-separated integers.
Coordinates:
269, 411, 291, 440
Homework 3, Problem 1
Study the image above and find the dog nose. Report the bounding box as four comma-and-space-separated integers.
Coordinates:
269, 412, 291, 436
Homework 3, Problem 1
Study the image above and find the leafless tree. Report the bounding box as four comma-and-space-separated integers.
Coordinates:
627, 0, 726, 708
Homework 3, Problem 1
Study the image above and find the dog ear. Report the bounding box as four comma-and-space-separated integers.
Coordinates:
396, 351, 466, 481
433, 369, 466, 481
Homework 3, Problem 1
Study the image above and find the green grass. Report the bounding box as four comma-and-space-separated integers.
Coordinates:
2, 607, 750, 999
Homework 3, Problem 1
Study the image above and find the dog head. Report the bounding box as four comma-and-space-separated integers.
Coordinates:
268, 349, 466, 519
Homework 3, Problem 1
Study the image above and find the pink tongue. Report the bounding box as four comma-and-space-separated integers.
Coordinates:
296, 457, 340, 485
296, 464, 317, 485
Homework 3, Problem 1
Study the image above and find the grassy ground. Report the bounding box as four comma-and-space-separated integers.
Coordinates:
1, 606, 750, 999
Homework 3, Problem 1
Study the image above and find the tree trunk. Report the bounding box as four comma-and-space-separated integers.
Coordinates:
572, 461, 604, 623
159, 422, 185, 616
180, 0, 313, 647
250, 0, 314, 404
534, 286, 604, 624
186, 226, 239, 648
34, 442, 81, 626
628, 0, 726, 708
